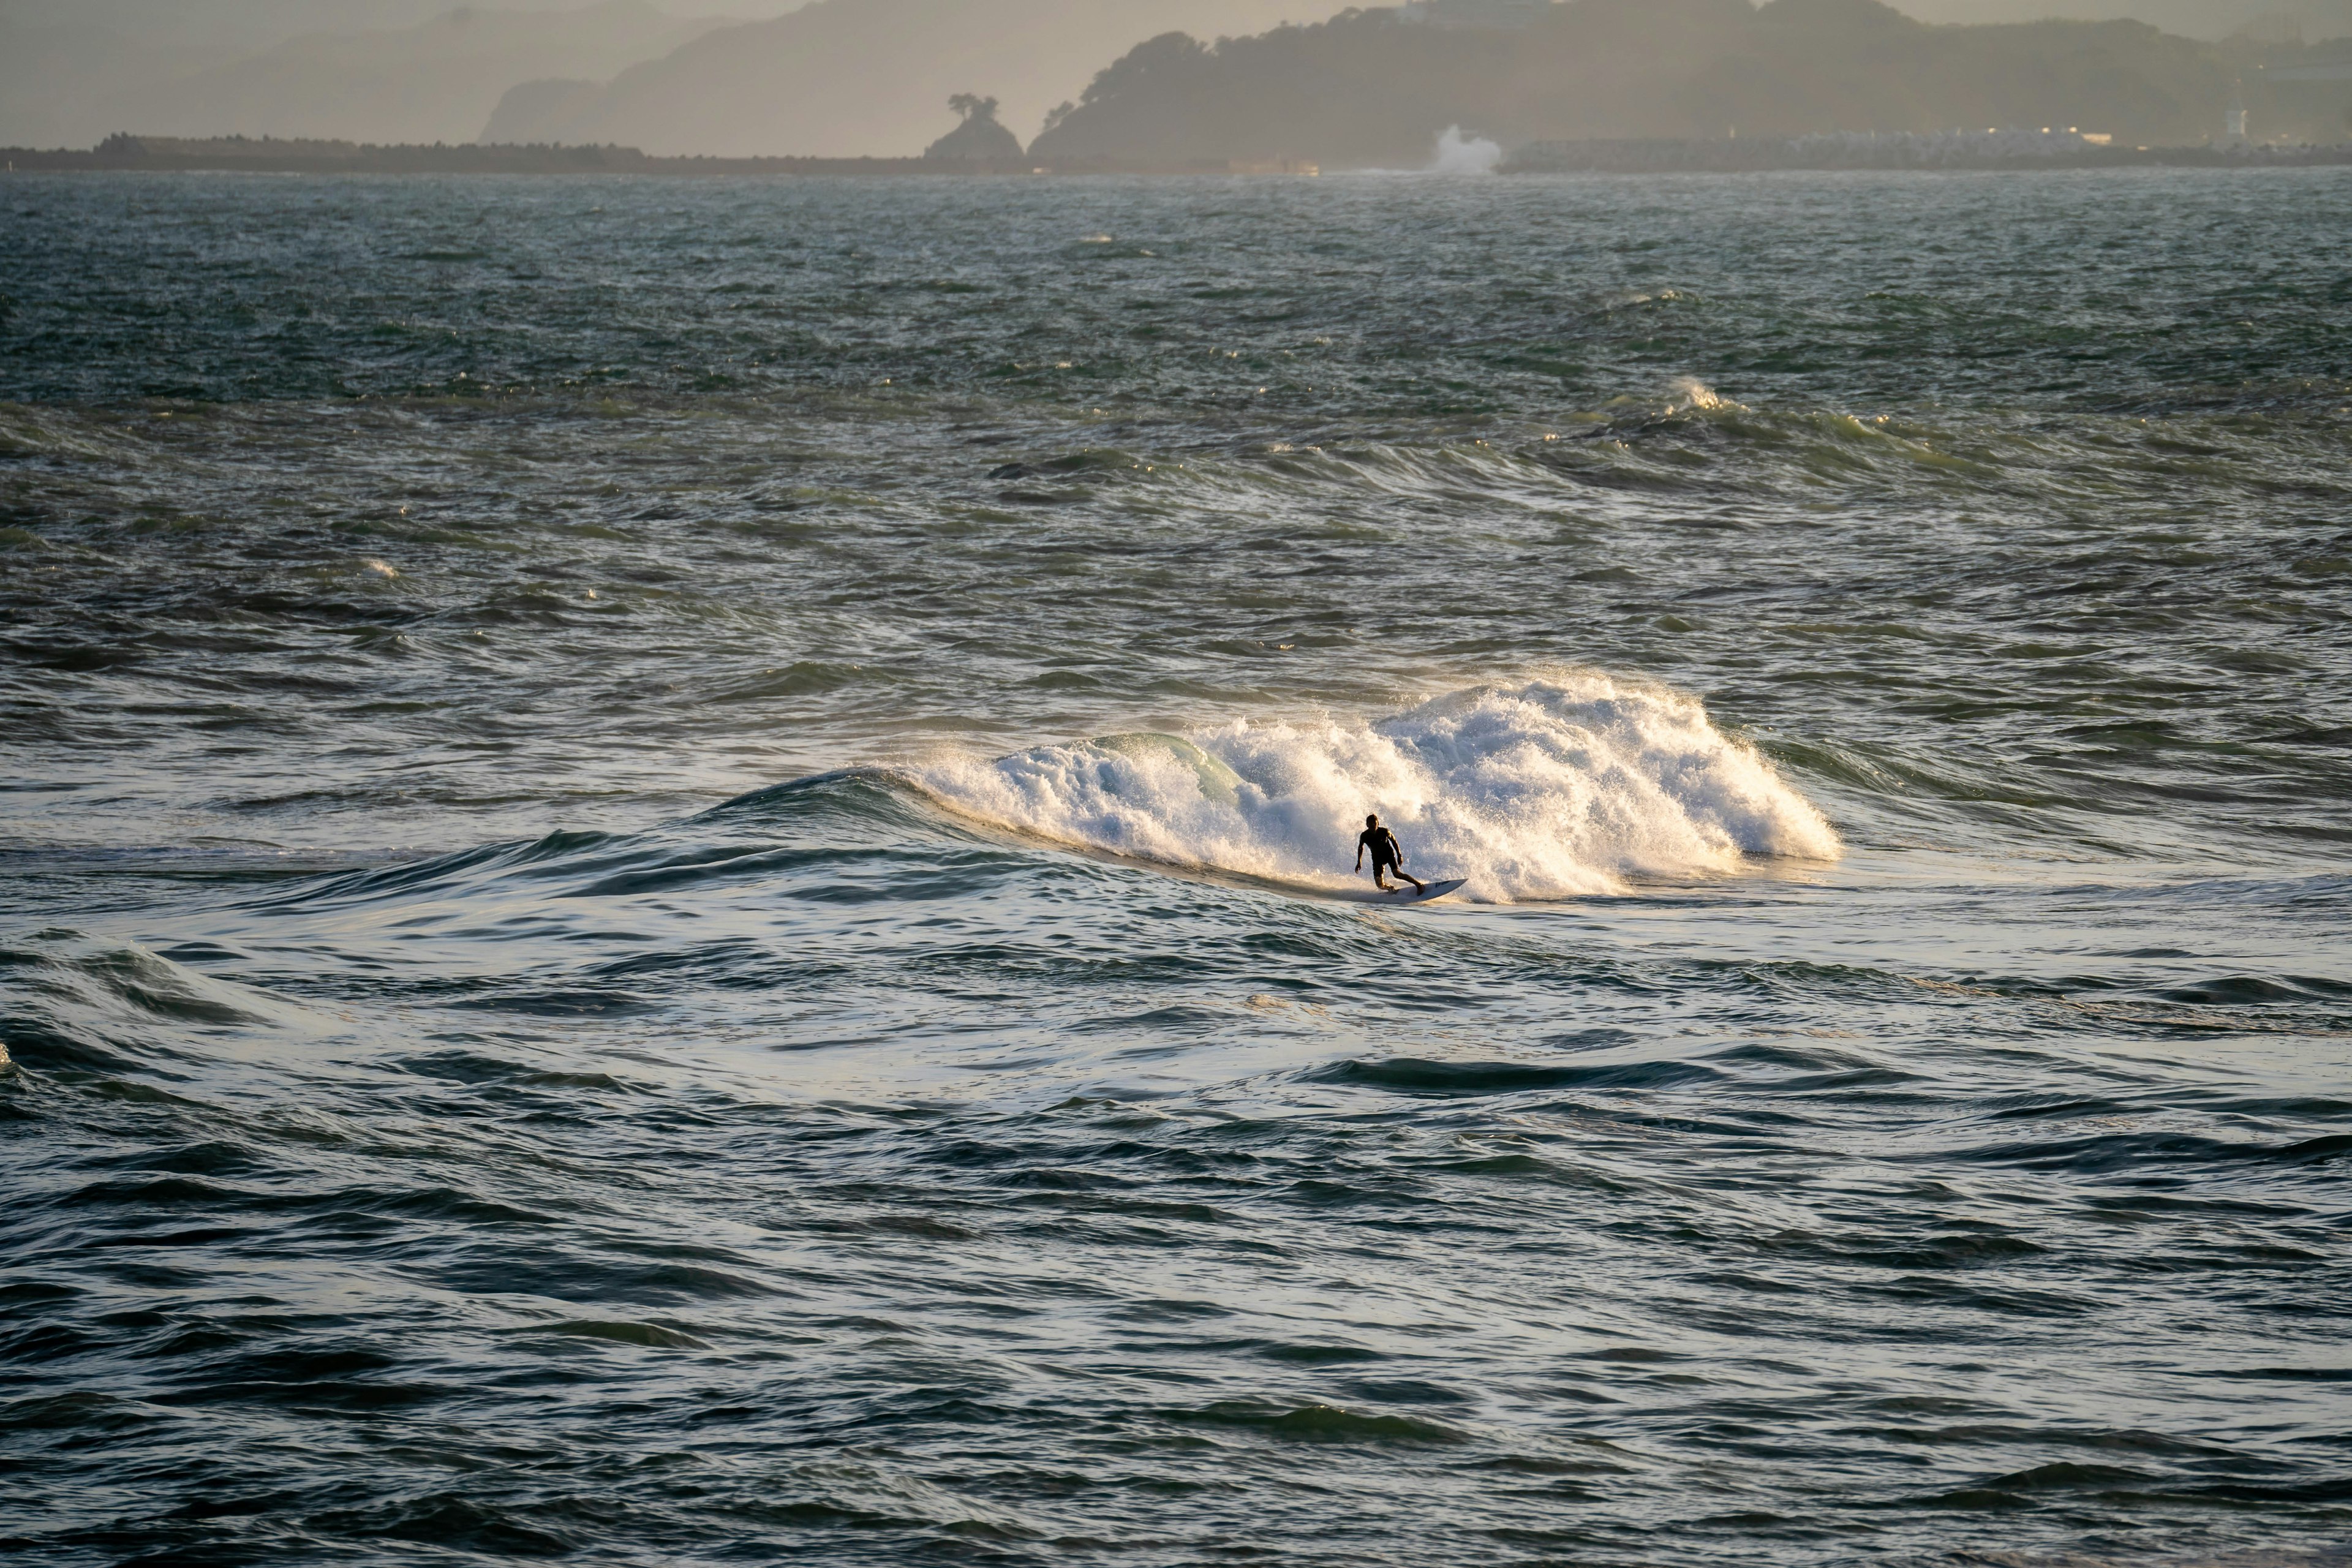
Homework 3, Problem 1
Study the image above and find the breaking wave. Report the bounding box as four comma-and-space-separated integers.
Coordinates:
1432, 124, 1502, 176
915, 673, 1839, 900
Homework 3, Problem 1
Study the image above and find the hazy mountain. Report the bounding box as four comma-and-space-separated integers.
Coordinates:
165, 4, 723, 145
1894, 0, 2352, 40
0, 22, 232, 148
477, 0, 1324, 154
0, 2, 741, 149
1028, 0, 2338, 165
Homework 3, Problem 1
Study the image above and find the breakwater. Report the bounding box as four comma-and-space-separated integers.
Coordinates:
1505, 131, 2352, 172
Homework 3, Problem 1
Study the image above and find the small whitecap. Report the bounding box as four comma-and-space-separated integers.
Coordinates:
1668, 377, 1744, 413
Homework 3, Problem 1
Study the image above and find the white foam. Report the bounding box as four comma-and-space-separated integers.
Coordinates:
1432, 125, 1502, 176
915, 674, 1840, 901
1667, 376, 1741, 413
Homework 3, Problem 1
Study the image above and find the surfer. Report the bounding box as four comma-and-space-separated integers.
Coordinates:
1355, 813, 1426, 895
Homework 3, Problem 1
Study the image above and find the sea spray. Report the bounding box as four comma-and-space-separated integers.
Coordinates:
1432, 124, 1502, 175
916, 674, 1839, 900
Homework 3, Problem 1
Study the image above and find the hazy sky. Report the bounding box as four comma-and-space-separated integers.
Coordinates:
3, 0, 2323, 75
0, 1, 810, 50
0, 0, 2299, 42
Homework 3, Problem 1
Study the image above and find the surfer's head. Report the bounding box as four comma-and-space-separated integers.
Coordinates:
1365, 813, 1379, 827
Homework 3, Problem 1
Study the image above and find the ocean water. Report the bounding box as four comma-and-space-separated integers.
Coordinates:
2, 169, 2349, 1566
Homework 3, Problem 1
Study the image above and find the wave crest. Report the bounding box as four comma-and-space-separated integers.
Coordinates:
916, 674, 1839, 900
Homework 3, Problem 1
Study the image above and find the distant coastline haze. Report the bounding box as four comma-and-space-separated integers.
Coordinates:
0, 1, 1319, 154
6, 0, 2351, 156
474, 1, 1324, 155
1029, 0, 2352, 167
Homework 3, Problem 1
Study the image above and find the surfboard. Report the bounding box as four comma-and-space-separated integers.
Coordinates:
1335, 877, 1466, 905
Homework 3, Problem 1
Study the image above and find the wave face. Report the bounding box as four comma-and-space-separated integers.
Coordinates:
919, 675, 1838, 898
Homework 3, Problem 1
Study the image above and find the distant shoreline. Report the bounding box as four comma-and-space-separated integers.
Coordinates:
0, 137, 1019, 178
1504, 137, 2352, 172
5, 134, 2350, 177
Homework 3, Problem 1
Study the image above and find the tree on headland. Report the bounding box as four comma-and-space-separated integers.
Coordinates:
925, 92, 1024, 160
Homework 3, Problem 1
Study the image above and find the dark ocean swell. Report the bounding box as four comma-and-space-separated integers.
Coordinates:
4, 170, 2349, 1566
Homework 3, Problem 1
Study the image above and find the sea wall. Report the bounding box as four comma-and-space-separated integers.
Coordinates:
1503, 133, 2352, 172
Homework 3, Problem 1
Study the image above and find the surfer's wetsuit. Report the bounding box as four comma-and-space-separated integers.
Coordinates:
1356, 824, 1425, 893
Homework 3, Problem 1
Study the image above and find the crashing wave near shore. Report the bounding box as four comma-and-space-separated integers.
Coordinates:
918, 674, 1840, 901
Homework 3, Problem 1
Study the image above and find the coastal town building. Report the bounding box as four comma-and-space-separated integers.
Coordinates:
1396, 0, 1553, 28
2222, 88, 2252, 144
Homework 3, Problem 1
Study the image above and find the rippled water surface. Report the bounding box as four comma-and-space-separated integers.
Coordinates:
3, 170, 2350, 1566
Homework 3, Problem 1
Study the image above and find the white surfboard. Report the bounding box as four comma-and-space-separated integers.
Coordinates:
1335, 876, 1466, 905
